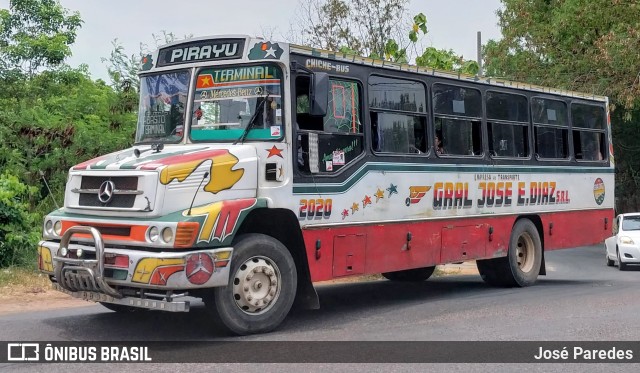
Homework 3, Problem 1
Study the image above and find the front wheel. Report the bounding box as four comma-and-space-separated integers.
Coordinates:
382, 266, 436, 282
617, 249, 627, 271
205, 234, 297, 335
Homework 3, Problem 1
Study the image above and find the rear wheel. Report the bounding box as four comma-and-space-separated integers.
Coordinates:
204, 233, 297, 335
382, 266, 436, 282
478, 219, 542, 287
476, 257, 508, 286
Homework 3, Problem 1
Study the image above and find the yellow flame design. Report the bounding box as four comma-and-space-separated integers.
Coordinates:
159, 152, 244, 194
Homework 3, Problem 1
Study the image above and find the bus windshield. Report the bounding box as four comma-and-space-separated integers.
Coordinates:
190, 64, 283, 142
135, 70, 190, 144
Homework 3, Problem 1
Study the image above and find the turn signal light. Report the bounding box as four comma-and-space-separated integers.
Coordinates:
174, 222, 199, 248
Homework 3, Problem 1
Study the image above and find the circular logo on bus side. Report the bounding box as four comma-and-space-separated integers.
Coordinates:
593, 178, 605, 205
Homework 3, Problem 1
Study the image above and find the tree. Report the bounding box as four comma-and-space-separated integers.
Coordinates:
291, 2, 479, 74
292, 0, 409, 58
0, 0, 82, 77
101, 31, 188, 93
0, 1, 137, 267
484, 0, 640, 212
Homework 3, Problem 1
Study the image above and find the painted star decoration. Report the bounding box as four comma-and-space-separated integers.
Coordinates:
341, 209, 349, 220
265, 47, 277, 58
387, 183, 398, 197
266, 145, 284, 158
351, 202, 360, 214
374, 188, 385, 202
199, 75, 212, 87
362, 195, 372, 208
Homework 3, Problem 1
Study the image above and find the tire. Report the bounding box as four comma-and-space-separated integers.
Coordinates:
99, 302, 148, 313
204, 233, 297, 335
382, 266, 436, 282
617, 249, 627, 271
478, 219, 542, 287
476, 257, 509, 286
606, 246, 615, 267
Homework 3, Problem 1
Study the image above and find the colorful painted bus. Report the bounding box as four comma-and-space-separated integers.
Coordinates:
37, 35, 614, 335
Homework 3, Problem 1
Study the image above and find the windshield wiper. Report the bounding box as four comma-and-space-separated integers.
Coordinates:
234, 91, 271, 145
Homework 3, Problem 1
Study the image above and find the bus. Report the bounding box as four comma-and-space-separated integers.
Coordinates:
37, 35, 615, 335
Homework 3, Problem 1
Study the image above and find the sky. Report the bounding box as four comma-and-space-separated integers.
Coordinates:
1, 0, 503, 81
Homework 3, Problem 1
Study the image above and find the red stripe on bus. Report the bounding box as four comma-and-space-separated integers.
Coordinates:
302, 209, 613, 282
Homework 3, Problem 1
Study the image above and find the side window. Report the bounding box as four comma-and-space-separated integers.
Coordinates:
486, 91, 530, 158
368, 75, 427, 154
325, 80, 361, 133
433, 84, 482, 156
571, 103, 606, 161
295, 75, 363, 173
531, 97, 569, 159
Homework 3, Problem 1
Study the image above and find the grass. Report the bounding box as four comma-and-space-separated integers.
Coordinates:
0, 266, 52, 296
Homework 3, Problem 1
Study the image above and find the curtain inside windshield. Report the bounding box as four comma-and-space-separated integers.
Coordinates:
136, 71, 190, 143
191, 64, 283, 141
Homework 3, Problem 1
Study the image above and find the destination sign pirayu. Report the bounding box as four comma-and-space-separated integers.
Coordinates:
157, 39, 245, 67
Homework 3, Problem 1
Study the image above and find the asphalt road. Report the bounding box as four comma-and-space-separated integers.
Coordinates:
1, 244, 639, 372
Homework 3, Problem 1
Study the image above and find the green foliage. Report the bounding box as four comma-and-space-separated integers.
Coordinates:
484, 0, 640, 212
415, 46, 479, 75
484, 0, 640, 103
295, 3, 479, 74
409, 13, 427, 43
295, 0, 409, 58
0, 173, 40, 267
101, 31, 188, 94
409, 13, 479, 75
0, 1, 137, 267
0, 0, 82, 76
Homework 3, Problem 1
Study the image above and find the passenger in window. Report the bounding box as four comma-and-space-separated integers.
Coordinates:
435, 130, 445, 155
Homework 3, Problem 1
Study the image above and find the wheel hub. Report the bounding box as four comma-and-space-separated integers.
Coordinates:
232, 256, 281, 314
516, 232, 535, 273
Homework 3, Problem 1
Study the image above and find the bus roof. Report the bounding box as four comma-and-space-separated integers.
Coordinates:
290, 44, 608, 103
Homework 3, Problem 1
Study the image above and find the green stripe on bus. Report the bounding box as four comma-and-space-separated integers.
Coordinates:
292, 162, 614, 194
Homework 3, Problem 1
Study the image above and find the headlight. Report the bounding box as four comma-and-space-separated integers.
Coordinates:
148, 226, 159, 242
161, 227, 173, 243
45, 220, 53, 234
620, 236, 635, 244
53, 221, 62, 236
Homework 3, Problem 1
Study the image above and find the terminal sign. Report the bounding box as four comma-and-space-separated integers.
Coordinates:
157, 39, 245, 66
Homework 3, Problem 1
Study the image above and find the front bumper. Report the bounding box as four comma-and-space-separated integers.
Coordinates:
38, 226, 233, 311
618, 244, 640, 264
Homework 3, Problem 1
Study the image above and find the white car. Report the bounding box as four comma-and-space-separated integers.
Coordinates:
605, 213, 640, 270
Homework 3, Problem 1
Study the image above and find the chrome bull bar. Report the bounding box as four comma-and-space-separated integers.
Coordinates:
53, 226, 122, 298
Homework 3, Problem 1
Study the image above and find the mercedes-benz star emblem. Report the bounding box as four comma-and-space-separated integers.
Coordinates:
98, 180, 115, 203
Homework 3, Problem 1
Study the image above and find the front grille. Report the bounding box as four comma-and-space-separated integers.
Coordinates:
77, 176, 139, 208
79, 194, 136, 207
81, 176, 138, 190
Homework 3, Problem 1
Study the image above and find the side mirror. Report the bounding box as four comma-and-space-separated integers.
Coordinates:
310, 72, 329, 117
